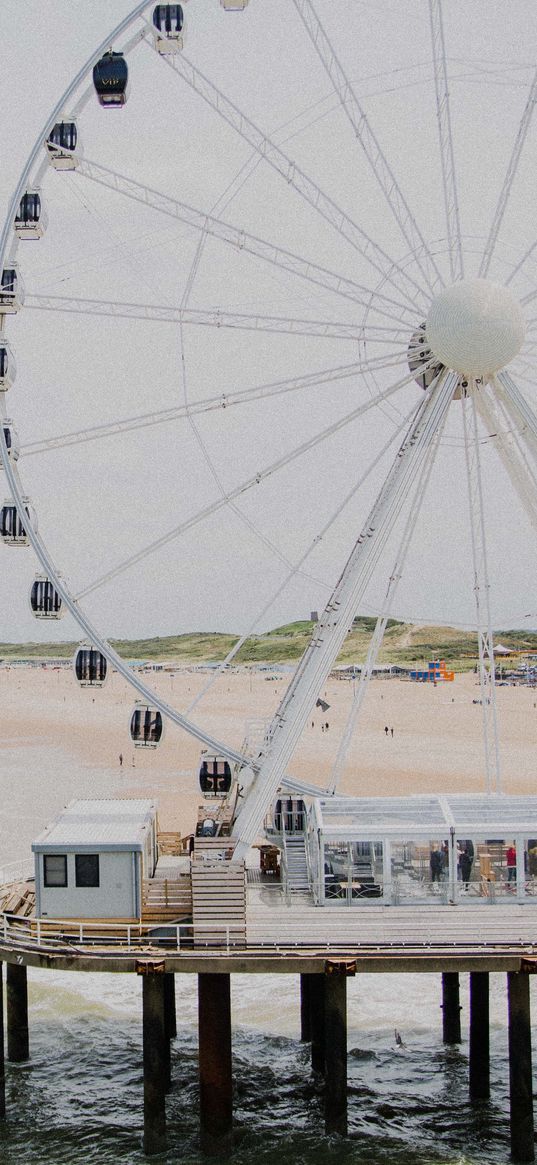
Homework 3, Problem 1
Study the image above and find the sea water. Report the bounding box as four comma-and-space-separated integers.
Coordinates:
0, 744, 531, 1164
0, 968, 521, 1164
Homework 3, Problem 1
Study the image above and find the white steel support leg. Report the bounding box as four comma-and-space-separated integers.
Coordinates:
232, 370, 459, 857
461, 384, 501, 795
327, 425, 445, 795
428, 0, 463, 283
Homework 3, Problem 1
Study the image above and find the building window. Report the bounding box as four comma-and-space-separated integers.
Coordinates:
75, 853, 100, 888
44, 854, 67, 888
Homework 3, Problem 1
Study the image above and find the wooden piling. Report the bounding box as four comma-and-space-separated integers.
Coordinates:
6, 963, 29, 1062
198, 973, 232, 1155
0, 963, 5, 1120
164, 973, 177, 1040
142, 973, 167, 1156
324, 973, 347, 1135
300, 973, 313, 1042
441, 971, 461, 1044
469, 971, 489, 1100
508, 971, 534, 1162
309, 974, 326, 1075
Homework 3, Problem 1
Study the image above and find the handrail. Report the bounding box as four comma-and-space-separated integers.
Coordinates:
0, 907, 535, 958
0, 857, 34, 885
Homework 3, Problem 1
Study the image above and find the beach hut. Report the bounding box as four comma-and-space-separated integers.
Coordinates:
32, 798, 158, 919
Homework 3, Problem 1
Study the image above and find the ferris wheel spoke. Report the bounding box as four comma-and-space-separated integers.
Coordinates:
494, 371, 537, 464
74, 361, 426, 602
461, 387, 501, 795
25, 293, 413, 343
20, 350, 411, 458
428, 0, 463, 283
328, 414, 447, 797
144, 38, 430, 312
504, 241, 537, 290
479, 65, 537, 279
187, 401, 418, 721
292, 0, 442, 296
66, 153, 416, 326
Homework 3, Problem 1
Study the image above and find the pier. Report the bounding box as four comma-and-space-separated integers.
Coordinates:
0, 867, 535, 1161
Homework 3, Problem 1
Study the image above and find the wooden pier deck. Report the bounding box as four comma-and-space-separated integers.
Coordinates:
0, 871, 536, 971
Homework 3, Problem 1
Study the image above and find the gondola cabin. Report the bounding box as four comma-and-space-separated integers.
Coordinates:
0, 343, 16, 390
93, 52, 130, 107
30, 576, 63, 620
130, 703, 164, 748
74, 646, 108, 687
46, 120, 80, 170
0, 267, 24, 314
0, 422, 20, 464
199, 753, 232, 798
273, 798, 306, 834
14, 190, 47, 240
0, 498, 36, 546
220, 0, 250, 8
152, 5, 185, 52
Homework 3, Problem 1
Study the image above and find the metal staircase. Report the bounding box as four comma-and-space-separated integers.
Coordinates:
284, 835, 310, 894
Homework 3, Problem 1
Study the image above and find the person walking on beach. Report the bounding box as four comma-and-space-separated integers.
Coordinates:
119, 753, 123, 767
384, 725, 389, 736
390, 727, 394, 738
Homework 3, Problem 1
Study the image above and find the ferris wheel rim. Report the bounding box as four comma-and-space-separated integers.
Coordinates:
2, 3, 537, 813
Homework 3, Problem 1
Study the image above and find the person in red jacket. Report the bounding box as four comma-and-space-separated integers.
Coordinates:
506, 843, 517, 884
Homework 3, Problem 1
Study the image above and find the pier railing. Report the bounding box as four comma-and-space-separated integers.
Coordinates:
1, 903, 537, 958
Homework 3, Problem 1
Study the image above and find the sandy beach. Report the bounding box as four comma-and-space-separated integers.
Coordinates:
1, 665, 536, 845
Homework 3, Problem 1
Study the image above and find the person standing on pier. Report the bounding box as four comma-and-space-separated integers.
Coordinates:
506, 843, 517, 884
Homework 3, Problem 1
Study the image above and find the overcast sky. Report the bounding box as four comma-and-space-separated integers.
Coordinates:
1, 1, 537, 644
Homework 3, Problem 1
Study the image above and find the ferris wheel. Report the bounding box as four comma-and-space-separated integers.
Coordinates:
2, 0, 537, 858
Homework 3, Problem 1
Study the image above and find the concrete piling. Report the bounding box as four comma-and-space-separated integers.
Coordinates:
469, 971, 489, 1100
441, 972, 461, 1044
142, 972, 167, 1156
324, 973, 347, 1135
6, 963, 29, 1062
508, 971, 534, 1162
198, 973, 233, 1155
300, 973, 312, 1042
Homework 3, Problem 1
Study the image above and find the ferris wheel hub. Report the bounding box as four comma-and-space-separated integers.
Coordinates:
426, 278, 526, 377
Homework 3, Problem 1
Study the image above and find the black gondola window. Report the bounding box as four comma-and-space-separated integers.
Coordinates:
153, 5, 184, 32
16, 192, 41, 224
31, 579, 62, 615
1, 270, 16, 295
48, 123, 77, 151
131, 707, 163, 744
0, 506, 25, 539
75, 648, 107, 683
